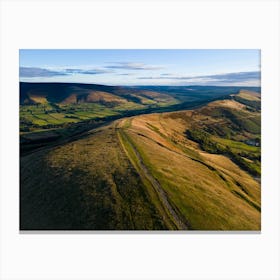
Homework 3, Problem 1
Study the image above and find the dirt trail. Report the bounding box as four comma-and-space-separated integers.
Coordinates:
117, 119, 190, 230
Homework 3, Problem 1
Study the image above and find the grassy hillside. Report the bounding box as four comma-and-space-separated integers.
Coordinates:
186, 91, 261, 177
118, 104, 260, 230
21, 122, 169, 230
20, 90, 261, 230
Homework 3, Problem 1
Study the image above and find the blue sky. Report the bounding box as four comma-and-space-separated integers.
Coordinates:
19, 49, 260, 86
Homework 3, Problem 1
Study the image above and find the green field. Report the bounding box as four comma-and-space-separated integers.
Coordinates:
20, 103, 119, 131
20, 98, 177, 133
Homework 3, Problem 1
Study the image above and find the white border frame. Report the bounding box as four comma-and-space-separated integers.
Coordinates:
1, 1, 280, 279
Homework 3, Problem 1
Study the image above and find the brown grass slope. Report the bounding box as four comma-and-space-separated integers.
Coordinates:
118, 96, 260, 230
237, 90, 261, 101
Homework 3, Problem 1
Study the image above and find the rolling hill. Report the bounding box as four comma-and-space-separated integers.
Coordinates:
20, 89, 261, 230
20, 83, 260, 133
20, 82, 178, 106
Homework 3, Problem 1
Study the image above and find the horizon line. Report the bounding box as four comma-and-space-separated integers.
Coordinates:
19, 81, 261, 88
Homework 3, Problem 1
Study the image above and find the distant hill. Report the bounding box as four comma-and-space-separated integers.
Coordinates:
20, 89, 261, 230
20, 82, 177, 105
20, 82, 260, 105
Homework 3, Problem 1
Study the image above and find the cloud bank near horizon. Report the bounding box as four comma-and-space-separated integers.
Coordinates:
138, 71, 260, 81
19, 67, 68, 78
19, 62, 163, 78
19, 67, 260, 86
20, 67, 110, 77
137, 71, 260, 86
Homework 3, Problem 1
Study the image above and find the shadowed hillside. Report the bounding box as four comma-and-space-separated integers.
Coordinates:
20, 82, 178, 105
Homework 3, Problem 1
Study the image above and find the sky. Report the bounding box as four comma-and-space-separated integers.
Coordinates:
19, 49, 261, 86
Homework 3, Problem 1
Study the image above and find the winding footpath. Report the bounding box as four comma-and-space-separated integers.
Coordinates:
117, 119, 190, 230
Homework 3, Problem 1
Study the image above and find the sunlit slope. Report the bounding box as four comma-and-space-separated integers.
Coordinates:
118, 94, 260, 230
120, 117, 260, 230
